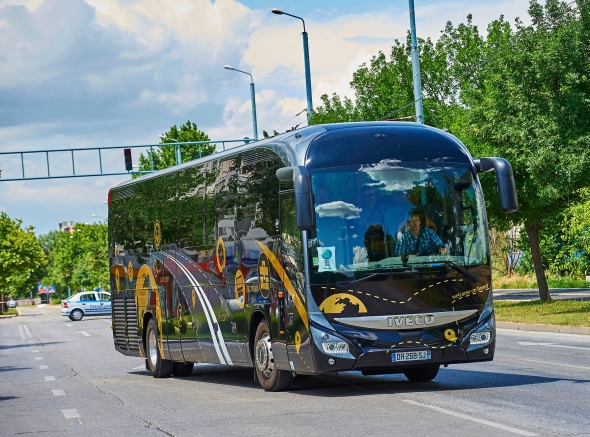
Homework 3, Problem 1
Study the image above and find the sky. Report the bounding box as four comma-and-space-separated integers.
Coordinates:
0, 0, 534, 235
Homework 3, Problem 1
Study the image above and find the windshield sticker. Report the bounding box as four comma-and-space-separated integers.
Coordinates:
318, 247, 336, 272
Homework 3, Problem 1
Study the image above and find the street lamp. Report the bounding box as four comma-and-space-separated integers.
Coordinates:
272, 8, 313, 120
91, 214, 106, 221
158, 134, 182, 165
224, 65, 258, 141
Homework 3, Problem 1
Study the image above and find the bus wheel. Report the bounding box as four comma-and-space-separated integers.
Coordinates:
145, 318, 173, 378
173, 361, 194, 377
403, 365, 440, 382
254, 319, 293, 391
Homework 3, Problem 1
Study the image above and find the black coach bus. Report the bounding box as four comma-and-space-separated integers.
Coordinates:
108, 122, 517, 391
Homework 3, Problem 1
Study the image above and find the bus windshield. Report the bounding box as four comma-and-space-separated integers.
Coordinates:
309, 162, 488, 279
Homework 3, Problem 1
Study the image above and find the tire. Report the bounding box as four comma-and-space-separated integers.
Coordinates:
69, 309, 84, 321
145, 318, 173, 378
403, 365, 440, 382
173, 361, 194, 377
253, 319, 293, 391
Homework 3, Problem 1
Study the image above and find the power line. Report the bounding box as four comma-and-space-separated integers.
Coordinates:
272, 108, 307, 133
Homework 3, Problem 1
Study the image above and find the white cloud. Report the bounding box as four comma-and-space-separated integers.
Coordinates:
315, 201, 361, 220
353, 246, 368, 265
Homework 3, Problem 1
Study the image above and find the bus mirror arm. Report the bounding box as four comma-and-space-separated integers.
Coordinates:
276, 166, 315, 230
473, 157, 518, 213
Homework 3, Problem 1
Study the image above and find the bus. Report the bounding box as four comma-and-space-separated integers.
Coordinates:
108, 122, 517, 391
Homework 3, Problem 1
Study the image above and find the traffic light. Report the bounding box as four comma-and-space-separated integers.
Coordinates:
123, 148, 132, 172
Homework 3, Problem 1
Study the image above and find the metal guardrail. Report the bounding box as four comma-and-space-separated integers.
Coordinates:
0, 139, 249, 182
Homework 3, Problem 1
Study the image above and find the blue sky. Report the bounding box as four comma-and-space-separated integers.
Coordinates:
0, 0, 534, 235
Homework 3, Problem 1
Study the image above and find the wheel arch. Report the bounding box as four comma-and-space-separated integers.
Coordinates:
249, 310, 266, 360
142, 311, 154, 353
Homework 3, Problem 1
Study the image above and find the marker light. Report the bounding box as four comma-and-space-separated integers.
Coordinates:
322, 341, 349, 354
470, 331, 491, 345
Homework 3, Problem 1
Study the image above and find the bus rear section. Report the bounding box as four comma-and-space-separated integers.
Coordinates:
282, 123, 517, 381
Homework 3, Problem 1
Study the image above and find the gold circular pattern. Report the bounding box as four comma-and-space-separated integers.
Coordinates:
444, 329, 457, 342
154, 220, 162, 251
216, 237, 226, 271
127, 261, 134, 282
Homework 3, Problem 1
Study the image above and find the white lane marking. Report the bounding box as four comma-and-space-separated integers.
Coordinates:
173, 251, 233, 365
403, 400, 538, 436
39, 365, 49, 370
61, 409, 80, 419
35, 357, 43, 360
63, 323, 73, 327
101, 319, 111, 324
165, 253, 231, 365
23, 325, 33, 338
133, 365, 145, 370
52, 389, 65, 396
18, 325, 26, 339
45, 376, 56, 381
522, 359, 590, 370
75, 331, 90, 337
32, 350, 39, 353
517, 342, 590, 351
27, 340, 35, 343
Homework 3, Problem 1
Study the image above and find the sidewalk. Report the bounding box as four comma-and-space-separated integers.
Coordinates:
493, 288, 590, 301
497, 321, 590, 335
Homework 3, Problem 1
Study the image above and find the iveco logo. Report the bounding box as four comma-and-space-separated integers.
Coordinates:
387, 314, 435, 327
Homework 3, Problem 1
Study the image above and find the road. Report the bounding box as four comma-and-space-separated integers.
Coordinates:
1, 306, 589, 437
493, 288, 590, 301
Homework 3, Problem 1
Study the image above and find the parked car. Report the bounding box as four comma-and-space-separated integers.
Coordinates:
61, 291, 111, 321
8, 298, 16, 308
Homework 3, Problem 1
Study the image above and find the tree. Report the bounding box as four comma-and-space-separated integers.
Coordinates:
138, 121, 215, 173
41, 223, 109, 294
465, 0, 590, 301
0, 212, 46, 308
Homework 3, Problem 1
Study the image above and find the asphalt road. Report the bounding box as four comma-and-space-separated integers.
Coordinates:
1, 306, 589, 437
493, 288, 590, 301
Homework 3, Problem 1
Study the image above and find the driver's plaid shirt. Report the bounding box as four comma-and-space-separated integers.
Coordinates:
395, 227, 442, 255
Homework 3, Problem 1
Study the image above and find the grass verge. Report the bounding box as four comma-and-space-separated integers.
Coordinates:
0, 308, 18, 316
494, 300, 590, 327
494, 274, 590, 289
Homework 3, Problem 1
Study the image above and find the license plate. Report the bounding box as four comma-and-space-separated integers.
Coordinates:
392, 350, 431, 362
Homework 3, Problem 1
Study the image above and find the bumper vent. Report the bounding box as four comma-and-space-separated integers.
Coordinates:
113, 297, 140, 353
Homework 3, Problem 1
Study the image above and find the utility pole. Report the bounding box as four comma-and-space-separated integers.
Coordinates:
408, 0, 424, 124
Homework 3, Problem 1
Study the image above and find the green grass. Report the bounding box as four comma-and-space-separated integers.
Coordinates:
494, 300, 590, 327
0, 308, 18, 316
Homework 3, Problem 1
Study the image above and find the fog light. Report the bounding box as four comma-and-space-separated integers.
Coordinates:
322, 341, 349, 354
483, 348, 489, 355
470, 331, 491, 345
328, 358, 335, 366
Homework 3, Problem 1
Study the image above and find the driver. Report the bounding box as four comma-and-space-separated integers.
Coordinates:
395, 208, 443, 256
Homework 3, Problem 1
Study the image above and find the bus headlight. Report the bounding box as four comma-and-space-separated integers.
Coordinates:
469, 331, 491, 345
322, 341, 349, 354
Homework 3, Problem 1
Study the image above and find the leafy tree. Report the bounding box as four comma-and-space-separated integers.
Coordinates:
138, 121, 215, 174
465, 0, 590, 301
41, 223, 109, 294
0, 212, 46, 307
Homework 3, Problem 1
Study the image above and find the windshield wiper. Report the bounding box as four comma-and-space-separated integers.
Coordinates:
407, 261, 479, 283
336, 271, 412, 291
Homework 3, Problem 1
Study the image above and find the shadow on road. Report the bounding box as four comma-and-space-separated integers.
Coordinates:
0, 342, 62, 351
129, 365, 590, 396
0, 366, 33, 373
0, 396, 18, 402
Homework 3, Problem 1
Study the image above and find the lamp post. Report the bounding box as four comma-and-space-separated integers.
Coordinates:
224, 65, 258, 141
271, 8, 313, 120
158, 134, 182, 165
91, 214, 106, 221
408, 0, 424, 124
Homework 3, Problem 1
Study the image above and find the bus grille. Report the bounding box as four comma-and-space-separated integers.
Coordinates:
113, 297, 140, 353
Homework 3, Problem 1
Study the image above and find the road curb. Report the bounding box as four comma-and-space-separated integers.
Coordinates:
0, 314, 18, 319
497, 321, 590, 336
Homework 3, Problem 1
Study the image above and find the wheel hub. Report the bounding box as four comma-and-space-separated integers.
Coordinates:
148, 330, 158, 366
255, 333, 273, 377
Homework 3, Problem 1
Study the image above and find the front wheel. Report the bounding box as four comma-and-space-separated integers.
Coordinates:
254, 319, 293, 392
403, 365, 440, 382
145, 318, 173, 378
69, 309, 84, 321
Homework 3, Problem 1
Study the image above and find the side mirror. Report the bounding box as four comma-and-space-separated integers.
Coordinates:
473, 157, 518, 213
276, 166, 315, 230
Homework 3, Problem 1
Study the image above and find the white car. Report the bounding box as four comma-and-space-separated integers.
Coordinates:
61, 291, 111, 321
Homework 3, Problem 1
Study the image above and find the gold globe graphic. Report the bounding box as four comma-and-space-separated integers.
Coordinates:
319, 293, 367, 314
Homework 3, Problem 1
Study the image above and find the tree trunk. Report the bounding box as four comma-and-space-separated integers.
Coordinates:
524, 222, 552, 302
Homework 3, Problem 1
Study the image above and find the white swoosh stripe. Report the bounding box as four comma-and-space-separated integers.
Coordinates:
173, 252, 234, 364
162, 254, 226, 365
165, 254, 232, 365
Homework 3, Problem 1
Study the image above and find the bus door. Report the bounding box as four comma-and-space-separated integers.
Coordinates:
280, 191, 315, 374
